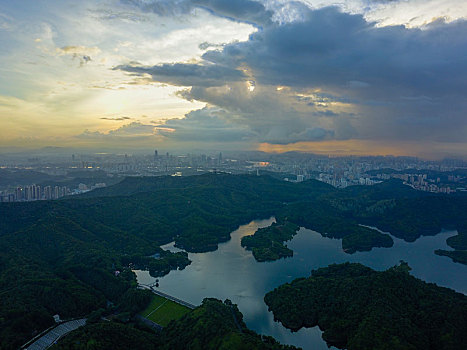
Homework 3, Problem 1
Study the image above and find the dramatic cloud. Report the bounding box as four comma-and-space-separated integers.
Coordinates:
177, 84, 345, 144
120, 0, 193, 17
159, 106, 255, 142
2, 0, 466, 157
117, 4, 467, 150
116, 62, 246, 87
202, 7, 467, 97
121, 0, 273, 26
193, 0, 273, 26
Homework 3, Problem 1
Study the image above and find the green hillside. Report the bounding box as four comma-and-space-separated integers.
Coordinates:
265, 263, 467, 350
53, 299, 297, 350
1, 173, 466, 348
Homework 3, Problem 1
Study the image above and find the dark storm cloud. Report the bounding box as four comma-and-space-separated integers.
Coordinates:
116, 63, 246, 87
157, 106, 335, 144
117, 3, 467, 147
177, 84, 339, 144
193, 0, 273, 26
265, 127, 334, 144
120, 0, 193, 17
202, 7, 467, 98
159, 107, 255, 142
203, 7, 467, 144
120, 0, 273, 26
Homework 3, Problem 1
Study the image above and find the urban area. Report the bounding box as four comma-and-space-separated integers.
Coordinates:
1, 149, 466, 203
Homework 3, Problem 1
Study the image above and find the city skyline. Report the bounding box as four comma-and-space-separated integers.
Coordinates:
1, 0, 467, 159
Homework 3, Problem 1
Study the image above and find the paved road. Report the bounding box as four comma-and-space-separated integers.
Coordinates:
25, 319, 86, 350
23, 286, 195, 348
140, 284, 197, 309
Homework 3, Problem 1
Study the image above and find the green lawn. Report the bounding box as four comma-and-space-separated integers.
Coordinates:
140, 294, 191, 327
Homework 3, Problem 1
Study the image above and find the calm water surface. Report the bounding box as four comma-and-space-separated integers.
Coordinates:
135, 218, 466, 350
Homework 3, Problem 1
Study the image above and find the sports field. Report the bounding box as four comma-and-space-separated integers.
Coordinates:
140, 294, 191, 327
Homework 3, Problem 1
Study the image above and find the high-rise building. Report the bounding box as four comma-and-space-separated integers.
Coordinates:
34, 185, 40, 200
15, 187, 23, 201
25, 186, 33, 200
60, 186, 68, 197
44, 186, 52, 200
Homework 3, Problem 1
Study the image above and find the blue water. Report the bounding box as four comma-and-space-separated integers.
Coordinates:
135, 218, 466, 349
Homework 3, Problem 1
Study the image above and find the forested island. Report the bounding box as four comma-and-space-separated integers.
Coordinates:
435, 224, 467, 264
278, 201, 395, 254
52, 298, 297, 350
1, 173, 467, 348
435, 249, 467, 264
241, 221, 299, 261
264, 262, 467, 350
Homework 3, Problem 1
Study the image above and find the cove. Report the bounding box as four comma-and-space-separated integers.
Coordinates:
135, 218, 466, 350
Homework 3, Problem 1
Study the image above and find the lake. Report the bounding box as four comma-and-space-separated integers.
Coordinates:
135, 218, 466, 349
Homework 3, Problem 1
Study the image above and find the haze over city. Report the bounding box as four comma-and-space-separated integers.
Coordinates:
1, 0, 466, 158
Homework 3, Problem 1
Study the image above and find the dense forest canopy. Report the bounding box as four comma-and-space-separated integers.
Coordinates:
52, 298, 297, 350
241, 221, 299, 261
264, 263, 467, 350
1, 173, 466, 348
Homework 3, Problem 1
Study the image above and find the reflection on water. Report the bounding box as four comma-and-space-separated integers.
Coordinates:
136, 218, 466, 350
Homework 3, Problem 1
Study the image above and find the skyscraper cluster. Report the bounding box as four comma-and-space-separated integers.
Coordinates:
1, 185, 69, 202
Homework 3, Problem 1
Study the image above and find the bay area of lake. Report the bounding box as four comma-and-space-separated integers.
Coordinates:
135, 218, 466, 350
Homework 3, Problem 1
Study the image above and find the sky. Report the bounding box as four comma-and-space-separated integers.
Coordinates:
0, 0, 466, 158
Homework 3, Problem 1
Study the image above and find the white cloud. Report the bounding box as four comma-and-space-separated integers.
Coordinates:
280, 0, 467, 27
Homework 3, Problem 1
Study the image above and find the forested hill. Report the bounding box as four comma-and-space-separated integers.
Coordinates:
0, 174, 331, 349
53, 298, 298, 350
265, 263, 467, 350
80, 172, 335, 198
1, 173, 466, 348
